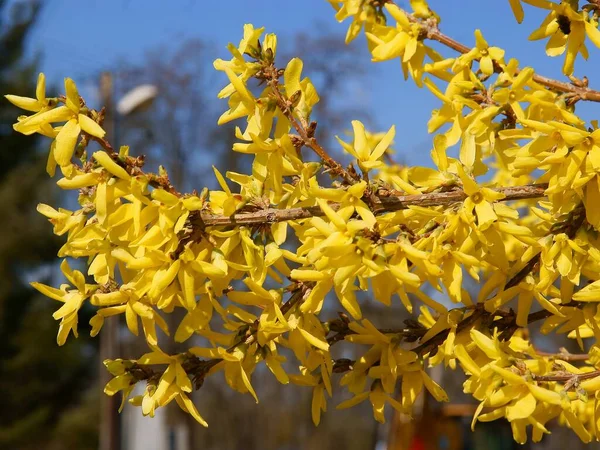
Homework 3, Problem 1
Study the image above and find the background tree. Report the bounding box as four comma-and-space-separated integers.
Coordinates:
0, 1, 97, 449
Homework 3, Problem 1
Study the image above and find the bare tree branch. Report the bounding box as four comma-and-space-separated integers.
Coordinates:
198, 183, 547, 227
397, 3, 600, 102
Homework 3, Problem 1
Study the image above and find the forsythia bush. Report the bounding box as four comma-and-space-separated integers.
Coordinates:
9, 0, 600, 444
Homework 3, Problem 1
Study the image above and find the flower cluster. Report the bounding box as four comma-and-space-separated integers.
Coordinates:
7, 0, 600, 445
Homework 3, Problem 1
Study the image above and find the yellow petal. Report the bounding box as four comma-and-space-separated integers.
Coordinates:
4, 95, 40, 112
421, 370, 448, 401
563, 23, 585, 75
79, 114, 106, 138
311, 384, 325, 425
490, 365, 526, 385
64, 78, 80, 113
54, 119, 80, 166
455, 344, 481, 376
585, 21, 600, 49
336, 391, 369, 409
470, 329, 500, 359
335, 286, 362, 320
36, 73, 46, 102
149, 261, 181, 299
93, 151, 131, 180
223, 67, 254, 106
14, 106, 72, 135
30, 281, 65, 302
369, 125, 395, 161
475, 201, 497, 229
57, 172, 101, 189
240, 365, 259, 403
508, 0, 524, 23
299, 328, 329, 351
316, 199, 346, 230
385, 3, 410, 28
176, 394, 208, 427
480, 56, 494, 75
528, 384, 562, 406
585, 176, 600, 230
351, 120, 369, 160
290, 269, 328, 281
402, 370, 423, 409
564, 409, 592, 443
505, 392, 536, 421
284, 58, 302, 98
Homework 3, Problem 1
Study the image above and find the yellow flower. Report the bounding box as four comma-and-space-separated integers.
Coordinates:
365, 4, 435, 85
492, 67, 535, 119
457, 165, 505, 230
30, 259, 96, 345
13, 77, 105, 169
336, 120, 395, 171
128, 347, 208, 426
283, 58, 320, 123
213, 24, 267, 91
527, 1, 600, 75
310, 178, 377, 227
453, 30, 505, 76
103, 359, 137, 412
5, 72, 49, 112
329, 0, 381, 44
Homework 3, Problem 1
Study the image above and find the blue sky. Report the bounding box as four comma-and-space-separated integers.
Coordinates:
26, 0, 600, 167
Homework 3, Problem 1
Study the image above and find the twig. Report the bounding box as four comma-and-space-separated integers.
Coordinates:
412, 300, 582, 356
505, 203, 585, 290
412, 305, 485, 355
411, 202, 586, 355
533, 370, 600, 383
534, 348, 590, 362
197, 183, 547, 227
398, 4, 600, 102
267, 73, 359, 185
504, 255, 541, 290
124, 285, 310, 388
80, 107, 180, 196
90, 135, 115, 153
326, 322, 427, 345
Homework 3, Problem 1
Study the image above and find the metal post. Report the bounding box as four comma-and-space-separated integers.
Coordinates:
99, 71, 121, 450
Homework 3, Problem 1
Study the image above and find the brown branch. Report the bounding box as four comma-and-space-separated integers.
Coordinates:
399, 5, 600, 102
411, 203, 586, 355
412, 300, 583, 357
198, 183, 547, 227
534, 348, 590, 362
412, 304, 485, 356
51, 96, 182, 196
266, 71, 359, 185
123, 285, 310, 388
90, 135, 115, 153
326, 319, 427, 345
494, 301, 581, 341
504, 255, 541, 290
533, 370, 600, 383
505, 203, 585, 290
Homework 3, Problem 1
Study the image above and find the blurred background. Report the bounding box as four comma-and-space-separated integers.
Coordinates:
1, 1, 599, 449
